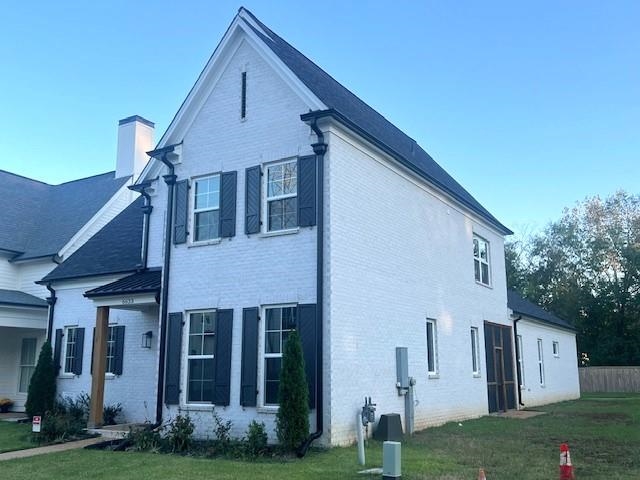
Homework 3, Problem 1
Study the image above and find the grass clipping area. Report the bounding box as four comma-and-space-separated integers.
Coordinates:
2, 394, 639, 479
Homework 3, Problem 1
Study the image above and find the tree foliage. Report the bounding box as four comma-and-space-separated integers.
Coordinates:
506, 191, 640, 366
25, 341, 57, 418
275, 330, 309, 452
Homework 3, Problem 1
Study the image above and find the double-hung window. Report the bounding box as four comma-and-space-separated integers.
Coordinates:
265, 160, 297, 232
187, 311, 216, 403
473, 235, 491, 285
18, 338, 37, 393
470, 327, 480, 375
264, 305, 297, 405
193, 175, 221, 242
517, 334, 525, 387
552, 341, 559, 357
426, 319, 438, 375
64, 327, 79, 374
537, 338, 545, 386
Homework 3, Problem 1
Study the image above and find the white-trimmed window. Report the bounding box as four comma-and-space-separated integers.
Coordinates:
265, 160, 297, 232
470, 327, 480, 375
106, 326, 117, 375
263, 305, 297, 405
18, 338, 37, 393
426, 319, 438, 375
186, 311, 216, 403
63, 327, 79, 374
552, 341, 559, 357
517, 334, 525, 387
537, 338, 545, 386
193, 175, 221, 242
473, 234, 491, 285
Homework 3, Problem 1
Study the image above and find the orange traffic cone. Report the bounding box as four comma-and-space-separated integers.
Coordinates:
559, 443, 575, 480
478, 468, 487, 480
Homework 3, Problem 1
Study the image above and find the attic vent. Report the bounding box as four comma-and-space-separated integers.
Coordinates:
241, 71, 247, 119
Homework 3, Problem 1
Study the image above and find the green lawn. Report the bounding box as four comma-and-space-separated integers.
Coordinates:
0, 422, 34, 454
2, 394, 639, 479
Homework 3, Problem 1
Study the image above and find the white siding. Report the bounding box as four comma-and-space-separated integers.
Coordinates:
17, 259, 58, 298
0, 255, 19, 290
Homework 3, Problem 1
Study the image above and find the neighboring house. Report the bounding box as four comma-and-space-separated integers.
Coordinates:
41, 7, 580, 447
508, 290, 580, 407
0, 115, 153, 411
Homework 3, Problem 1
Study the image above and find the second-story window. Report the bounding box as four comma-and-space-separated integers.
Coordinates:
265, 160, 297, 232
473, 234, 491, 286
193, 175, 221, 242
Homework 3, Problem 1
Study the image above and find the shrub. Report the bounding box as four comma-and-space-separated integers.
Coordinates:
166, 414, 195, 453
275, 330, 309, 452
39, 410, 86, 443
244, 420, 268, 457
25, 342, 56, 418
55, 393, 90, 422
128, 426, 163, 452
0, 398, 14, 413
103, 403, 123, 425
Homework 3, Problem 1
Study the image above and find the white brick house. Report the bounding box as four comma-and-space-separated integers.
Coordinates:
39, 8, 580, 447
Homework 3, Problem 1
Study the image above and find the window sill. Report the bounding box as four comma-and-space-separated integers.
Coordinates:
475, 280, 493, 289
188, 238, 222, 248
59, 373, 76, 379
427, 373, 440, 380
472, 373, 482, 378
105, 373, 116, 380
259, 227, 299, 238
180, 404, 216, 412
257, 406, 279, 414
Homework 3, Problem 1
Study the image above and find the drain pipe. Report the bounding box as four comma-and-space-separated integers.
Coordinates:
148, 146, 178, 425
128, 181, 154, 270
45, 284, 57, 342
513, 315, 525, 407
297, 118, 327, 457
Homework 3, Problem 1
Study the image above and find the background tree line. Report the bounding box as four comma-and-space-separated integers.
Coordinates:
506, 190, 640, 366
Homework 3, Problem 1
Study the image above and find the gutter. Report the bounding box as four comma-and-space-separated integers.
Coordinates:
128, 180, 155, 270
297, 117, 327, 457
45, 284, 57, 342
512, 315, 525, 407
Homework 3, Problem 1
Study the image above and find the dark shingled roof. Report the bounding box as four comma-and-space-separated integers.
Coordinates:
84, 269, 161, 298
0, 170, 130, 260
0, 289, 48, 308
41, 197, 144, 282
507, 290, 574, 331
242, 9, 511, 235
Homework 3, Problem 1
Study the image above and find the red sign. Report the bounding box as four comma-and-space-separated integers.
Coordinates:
32, 415, 41, 433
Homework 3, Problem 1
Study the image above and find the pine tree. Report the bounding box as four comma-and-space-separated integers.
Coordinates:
25, 341, 57, 418
275, 330, 309, 452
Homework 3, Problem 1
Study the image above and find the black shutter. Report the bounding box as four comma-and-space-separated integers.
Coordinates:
73, 328, 85, 376
297, 304, 316, 409
173, 179, 189, 244
297, 155, 317, 227
245, 166, 261, 234
219, 171, 237, 238
213, 309, 233, 406
53, 329, 63, 375
165, 312, 183, 405
113, 325, 125, 376
240, 307, 259, 406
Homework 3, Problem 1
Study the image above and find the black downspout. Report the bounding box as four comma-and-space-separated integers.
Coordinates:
513, 315, 525, 407
45, 284, 57, 342
155, 153, 177, 425
298, 119, 327, 457
128, 181, 154, 270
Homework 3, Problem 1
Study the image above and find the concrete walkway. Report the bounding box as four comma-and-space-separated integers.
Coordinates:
0, 437, 103, 462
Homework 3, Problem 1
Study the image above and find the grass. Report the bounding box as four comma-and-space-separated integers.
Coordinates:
0, 422, 34, 453
1, 394, 639, 479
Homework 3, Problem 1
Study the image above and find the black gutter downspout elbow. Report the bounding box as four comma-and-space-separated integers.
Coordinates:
128, 182, 154, 270
513, 315, 525, 407
45, 284, 57, 342
298, 118, 327, 457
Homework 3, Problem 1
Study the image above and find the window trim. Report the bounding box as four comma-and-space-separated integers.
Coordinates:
473, 234, 491, 286
537, 338, 545, 386
190, 173, 222, 244
262, 158, 298, 234
18, 337, 38, 393
516, 334, 525, 387
183, 309, 217, 407
426, 318, 438, 377
470, 327, 481, 376
62, 326, 79, 376
552, 341, 560, 357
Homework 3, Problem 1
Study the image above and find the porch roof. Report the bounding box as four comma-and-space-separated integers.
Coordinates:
0, 289, 48, 308
84, 269, 161, 298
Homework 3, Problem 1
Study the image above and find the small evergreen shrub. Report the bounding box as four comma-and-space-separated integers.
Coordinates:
244, 420, 268, 457
275, 330, 309, 452
103, 403, 123, 425
166, 414, 195, 453
25, 342, 56, 418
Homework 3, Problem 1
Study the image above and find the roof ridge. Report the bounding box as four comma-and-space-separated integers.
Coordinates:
0, 169, 51, 186
53, 170, 118, 186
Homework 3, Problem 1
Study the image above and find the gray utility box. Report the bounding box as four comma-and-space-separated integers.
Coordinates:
374, 413, 404, 442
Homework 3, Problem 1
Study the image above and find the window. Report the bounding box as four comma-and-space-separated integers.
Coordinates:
552, 341, 559, 357
241, 71, 247, 119
470, 327, 480, 375
193, 175, 221, 242
426, 319, 438, 375
473, 235, 491, 285
537, 338, 545, 386
516, 335, 525, 387
264, 305, 297, 405
64, 327, 79, 374
187, 311, 216, 403
265, 160, 297, 232
106, 327, 117, 375
18, 338, 37, 393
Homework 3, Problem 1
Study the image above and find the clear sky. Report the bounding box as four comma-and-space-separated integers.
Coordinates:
1, 1, 638, 237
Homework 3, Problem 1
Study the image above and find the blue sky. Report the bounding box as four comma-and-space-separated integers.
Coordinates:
1, 1, 638, 237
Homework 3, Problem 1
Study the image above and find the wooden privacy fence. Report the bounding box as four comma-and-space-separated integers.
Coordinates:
579, 366, 640, 393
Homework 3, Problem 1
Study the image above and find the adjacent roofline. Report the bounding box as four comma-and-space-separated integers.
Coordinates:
302, 109, 513, 235
0, 301, 49, 309
511, 311, 576, 332
37, 268, 140, 285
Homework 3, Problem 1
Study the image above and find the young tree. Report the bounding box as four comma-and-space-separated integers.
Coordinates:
275, 330, 309, 452
25, 341, 57, 418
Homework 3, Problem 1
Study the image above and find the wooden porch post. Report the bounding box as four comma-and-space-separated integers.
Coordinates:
88, 306, 109, 428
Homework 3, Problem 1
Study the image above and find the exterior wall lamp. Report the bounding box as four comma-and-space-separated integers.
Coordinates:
142, 330, 153, 348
